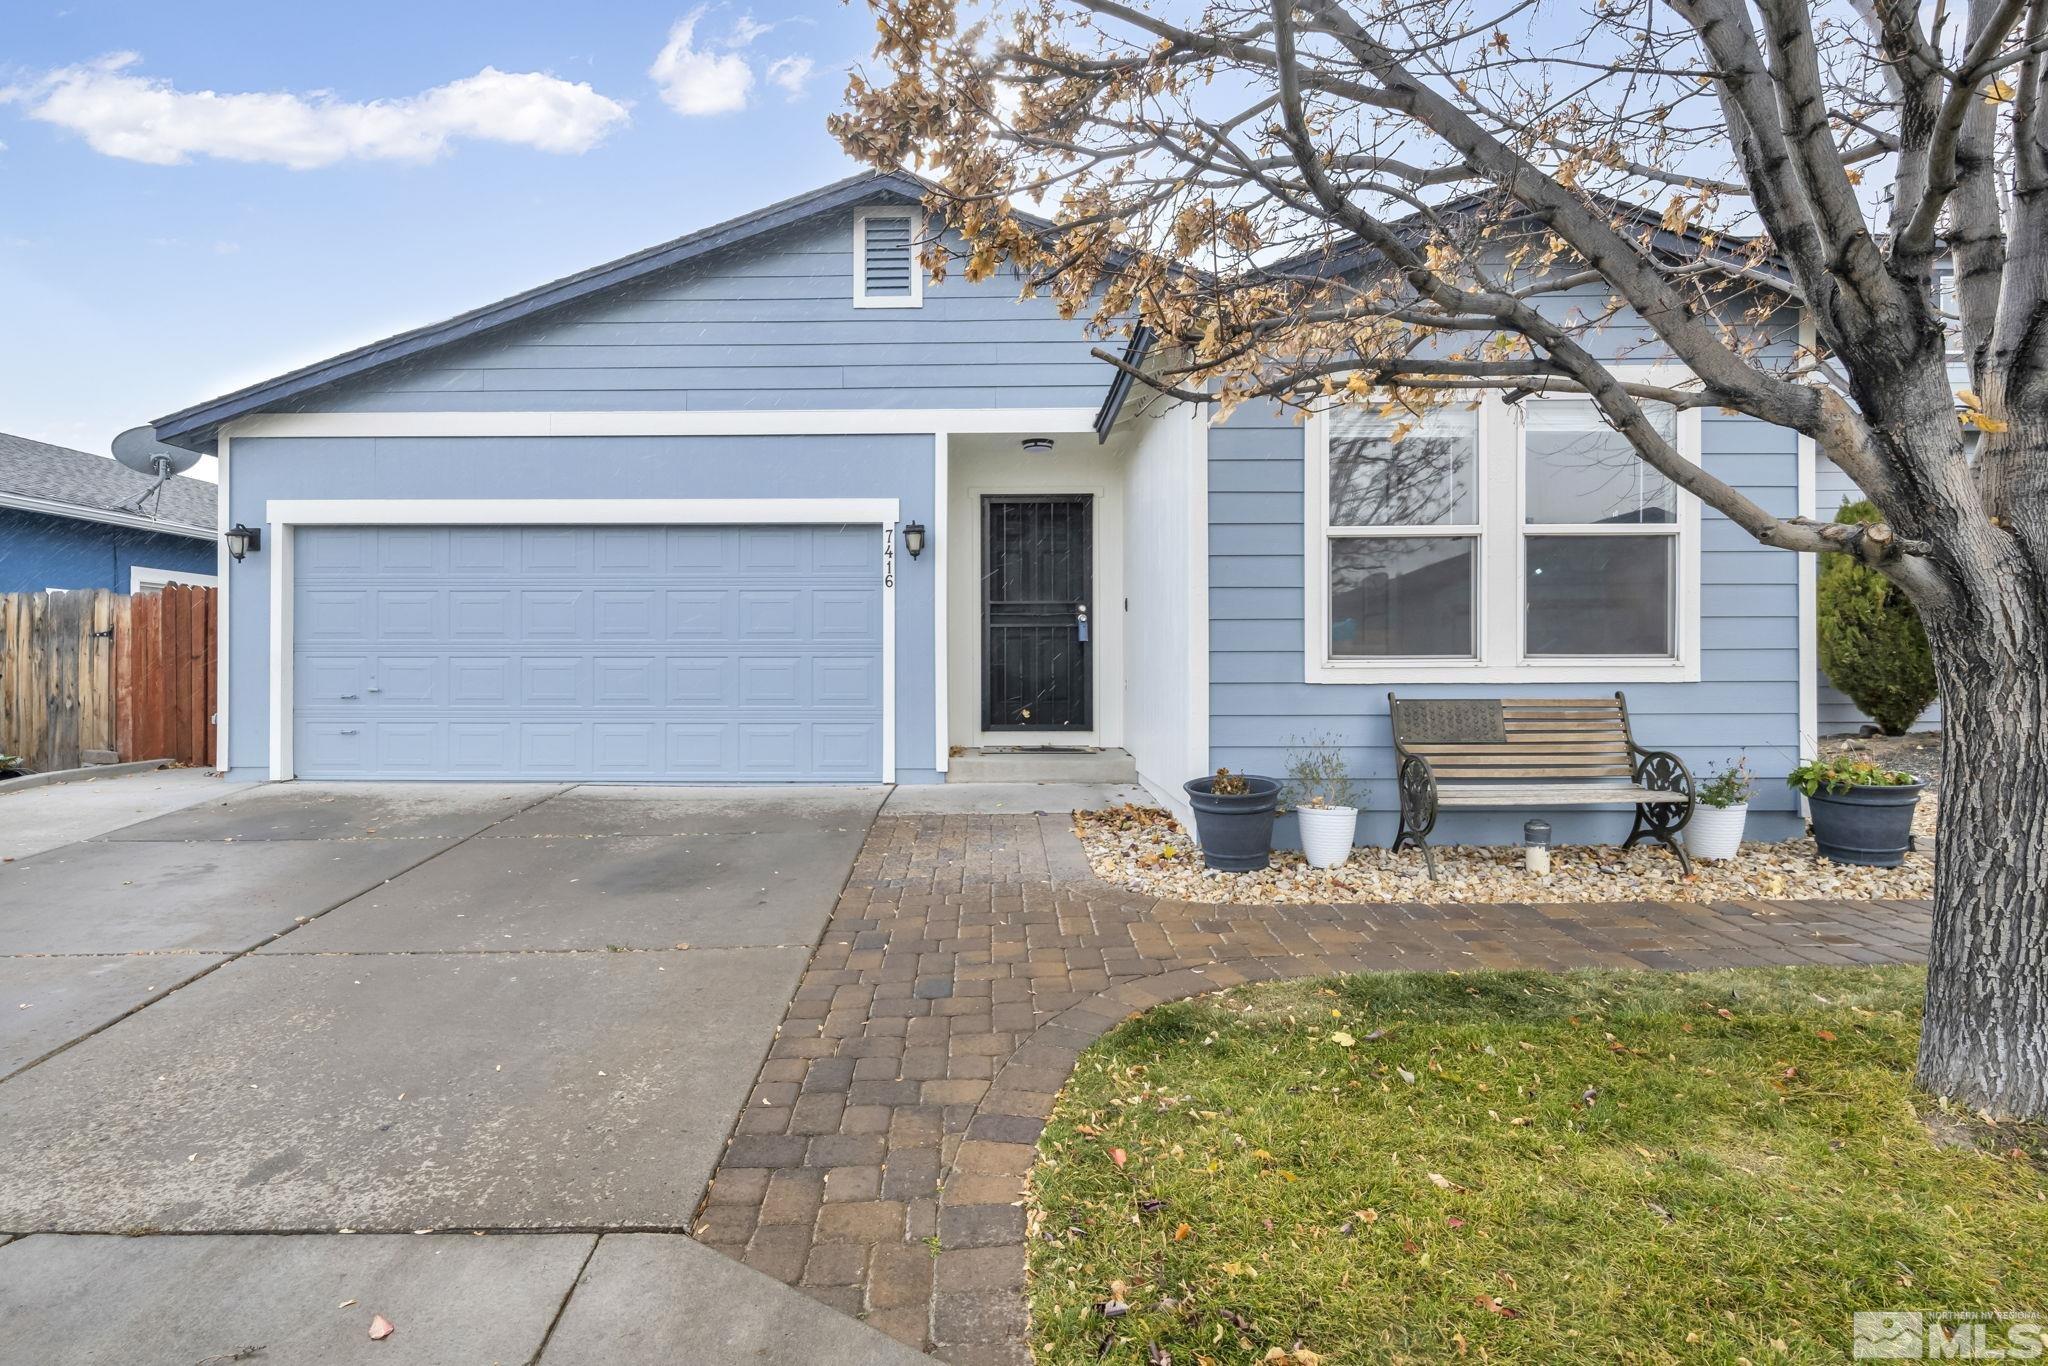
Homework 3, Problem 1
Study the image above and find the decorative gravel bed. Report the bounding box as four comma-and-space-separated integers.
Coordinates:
1076, 801, 1936, 905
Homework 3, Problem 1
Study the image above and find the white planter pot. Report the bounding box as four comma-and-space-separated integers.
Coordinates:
1296, 805, 1360, 868
1685, 802, 1749, 861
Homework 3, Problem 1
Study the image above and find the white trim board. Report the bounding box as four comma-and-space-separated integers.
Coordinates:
217, 432, 232, 771
265, 498, 902, 526
261, 497, 901, 785
224, 409, 1102, 440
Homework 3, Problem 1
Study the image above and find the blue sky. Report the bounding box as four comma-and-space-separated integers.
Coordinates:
1, 1, 878, 476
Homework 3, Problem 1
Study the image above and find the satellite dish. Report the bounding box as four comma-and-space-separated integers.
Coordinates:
113, 426, 200, 479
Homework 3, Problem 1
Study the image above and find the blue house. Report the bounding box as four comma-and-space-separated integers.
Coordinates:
0, 431, 217, 594
148, 170, 1832, 844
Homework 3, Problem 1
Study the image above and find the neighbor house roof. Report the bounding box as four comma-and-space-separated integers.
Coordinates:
0, 431, 215, 538
151, 169, 940, 450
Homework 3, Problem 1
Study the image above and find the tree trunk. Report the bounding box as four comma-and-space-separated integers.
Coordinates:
1914, 586, 2048, 1119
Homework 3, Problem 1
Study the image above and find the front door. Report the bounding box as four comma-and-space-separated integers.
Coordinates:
981, 495, 1092, 732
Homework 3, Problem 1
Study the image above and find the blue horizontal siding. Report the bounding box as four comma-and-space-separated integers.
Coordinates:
302, 215, 1114, 414
0, 508, 214, 594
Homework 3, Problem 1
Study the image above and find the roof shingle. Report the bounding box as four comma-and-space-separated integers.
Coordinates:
0, 431, 215, 533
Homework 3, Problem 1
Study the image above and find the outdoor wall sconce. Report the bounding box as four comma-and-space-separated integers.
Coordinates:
902, 521, 927, 559
225, 523, 262, 561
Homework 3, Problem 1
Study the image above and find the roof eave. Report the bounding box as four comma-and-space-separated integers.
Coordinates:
0, 490, 214, 539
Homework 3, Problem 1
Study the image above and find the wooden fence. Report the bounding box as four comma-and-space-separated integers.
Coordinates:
0, 585, 216, 773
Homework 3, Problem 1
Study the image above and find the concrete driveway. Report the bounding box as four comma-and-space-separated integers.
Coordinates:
0, 781, 925, 1364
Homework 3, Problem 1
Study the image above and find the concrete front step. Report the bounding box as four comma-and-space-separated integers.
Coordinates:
946, 746, 1138, 784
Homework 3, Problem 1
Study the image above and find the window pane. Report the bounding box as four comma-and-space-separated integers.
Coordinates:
1328, 405, 1478, 527
1525, 535, 1673, 656
1523, 398, 1677, 525
1330, 536, 1476, 658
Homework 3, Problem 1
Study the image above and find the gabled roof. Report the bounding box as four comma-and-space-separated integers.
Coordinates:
0, 431, 214, 537
151, 169, 937, 450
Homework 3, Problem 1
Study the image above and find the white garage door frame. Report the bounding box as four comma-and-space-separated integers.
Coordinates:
264, 498, 900, 784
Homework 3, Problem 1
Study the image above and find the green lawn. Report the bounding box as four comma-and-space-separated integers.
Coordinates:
1027, 967, 2048, 1364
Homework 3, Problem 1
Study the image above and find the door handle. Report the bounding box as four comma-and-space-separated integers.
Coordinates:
1076, 604, 1090, 644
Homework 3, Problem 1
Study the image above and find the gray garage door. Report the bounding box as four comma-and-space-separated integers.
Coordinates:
291, 524, 884, 781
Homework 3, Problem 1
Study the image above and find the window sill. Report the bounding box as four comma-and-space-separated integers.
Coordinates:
1303, 658, 1700, 686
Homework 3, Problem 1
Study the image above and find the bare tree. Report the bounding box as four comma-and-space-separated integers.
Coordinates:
833, 0, 2048, 1117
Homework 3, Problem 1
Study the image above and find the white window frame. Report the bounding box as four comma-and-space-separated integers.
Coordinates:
1304, 370, 1702, 684
853, 207, 924, 309
130, 564, 219, 594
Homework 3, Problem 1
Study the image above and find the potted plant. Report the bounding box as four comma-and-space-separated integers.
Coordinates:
1283, 734, 1363, 869
1685, 757, 1755, 861
1183, 767, 1282, 871
1786, 753, 1924, 867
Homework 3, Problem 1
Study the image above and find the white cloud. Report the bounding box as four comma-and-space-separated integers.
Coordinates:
1, 54, 630, 169
727, 17, 774, 47
649, 10, 753, 116
766, 56, 814, 100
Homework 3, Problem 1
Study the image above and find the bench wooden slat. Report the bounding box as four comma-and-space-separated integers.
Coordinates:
1406, 742, 1630, 756
1435, 783, 1687, 806
1429, 766, 1638, 779
1500, 697, 1619, 707
1503, 721, 1630, 733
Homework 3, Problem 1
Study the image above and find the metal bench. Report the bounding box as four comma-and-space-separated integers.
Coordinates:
1388, 692, 1696, 878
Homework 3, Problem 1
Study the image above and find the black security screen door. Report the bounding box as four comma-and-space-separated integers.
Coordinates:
982, 495, 1093, 731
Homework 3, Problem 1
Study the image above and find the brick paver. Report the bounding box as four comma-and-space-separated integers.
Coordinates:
692, 813, 1931, 1364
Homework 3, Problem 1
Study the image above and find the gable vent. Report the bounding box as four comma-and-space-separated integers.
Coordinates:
855, 208, 923, 308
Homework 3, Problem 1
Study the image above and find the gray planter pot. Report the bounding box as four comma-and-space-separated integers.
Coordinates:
1183, 774, 1281, 871
1808, 780, 1924, 867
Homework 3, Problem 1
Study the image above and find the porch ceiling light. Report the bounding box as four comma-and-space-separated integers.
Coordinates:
225, 523, 262, 561
903, 521, 927, 559
1021, 437, 1055, 453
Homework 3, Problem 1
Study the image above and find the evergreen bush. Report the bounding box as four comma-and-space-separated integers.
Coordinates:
1817, 499, 1938, 736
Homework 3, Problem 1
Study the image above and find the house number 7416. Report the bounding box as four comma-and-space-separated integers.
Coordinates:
882, 527, 895, 589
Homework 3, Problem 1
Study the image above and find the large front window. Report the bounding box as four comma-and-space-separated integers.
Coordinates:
1308, 385, 1699, 683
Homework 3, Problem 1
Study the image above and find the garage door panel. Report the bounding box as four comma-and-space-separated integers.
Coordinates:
594, 590, 660, 640
293, 524, 884, 782
376, 528, 440, 573
376, 656, 442, 705
521, 528, 586, 574
299, 590, 372, 642
375, 590, 441, 640
449, 721, 516, 773
813, 655, 881, 708
374, 721, 441, 773
665, 723, 729, 775
812, 588, 882, 640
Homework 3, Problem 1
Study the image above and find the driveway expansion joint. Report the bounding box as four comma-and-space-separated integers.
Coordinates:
693, 811, 1933, 1364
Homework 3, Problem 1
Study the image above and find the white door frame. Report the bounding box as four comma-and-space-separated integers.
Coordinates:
263, 497, 901, 784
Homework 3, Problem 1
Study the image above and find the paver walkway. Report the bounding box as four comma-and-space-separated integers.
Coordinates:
691, 812, 1933, 1365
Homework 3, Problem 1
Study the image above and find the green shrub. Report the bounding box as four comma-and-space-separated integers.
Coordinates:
1817, 499, 1938, 735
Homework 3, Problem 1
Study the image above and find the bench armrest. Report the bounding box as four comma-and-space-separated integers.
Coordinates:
1630, 747, 1696, 803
